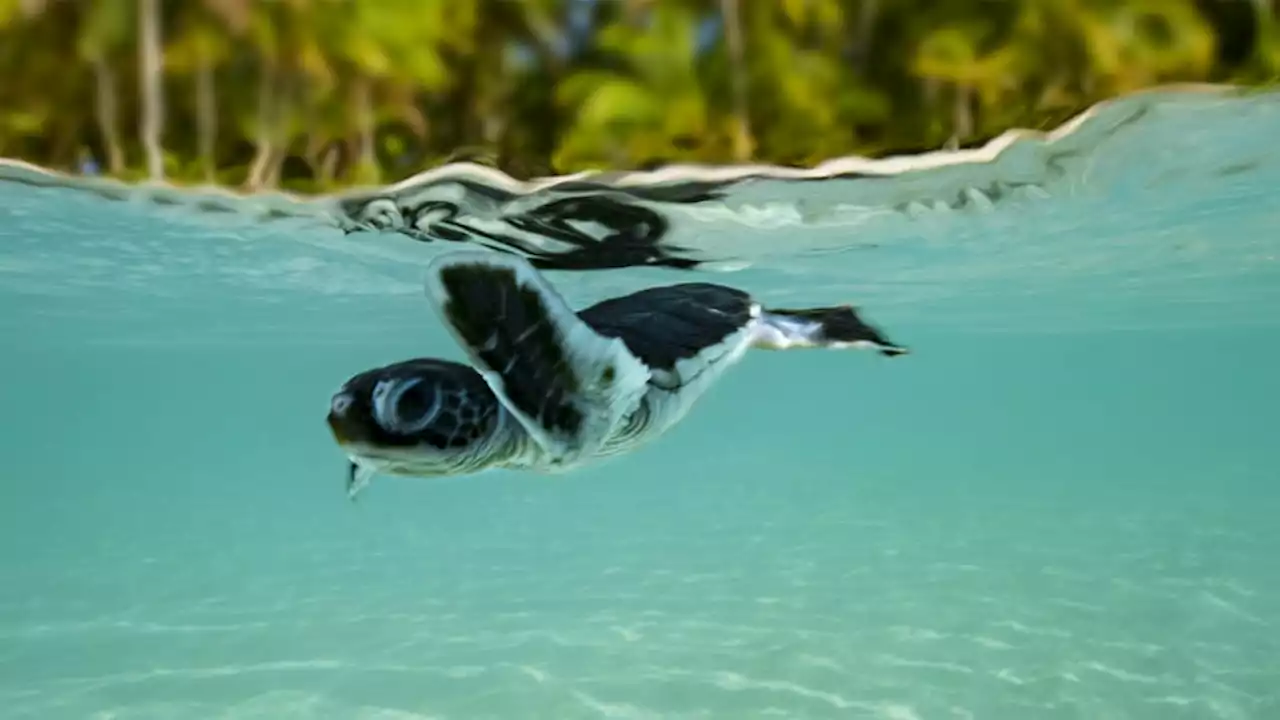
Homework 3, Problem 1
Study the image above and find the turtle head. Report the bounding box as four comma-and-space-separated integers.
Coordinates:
326, 359, 503, 480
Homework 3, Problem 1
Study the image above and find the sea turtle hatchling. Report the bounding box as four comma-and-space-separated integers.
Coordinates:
326, 251, 908, 499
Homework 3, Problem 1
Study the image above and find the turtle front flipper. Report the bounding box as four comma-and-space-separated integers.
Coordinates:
347, 462, 375, 501
424, 252, 651, 465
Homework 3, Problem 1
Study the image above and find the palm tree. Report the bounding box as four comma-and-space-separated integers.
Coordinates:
720, 0, 752, 162
137, 0, 164, 180
553, 0, 714, 170
77, 0, 131, 175
738, 0, 886, 163
332, 1, 456, 184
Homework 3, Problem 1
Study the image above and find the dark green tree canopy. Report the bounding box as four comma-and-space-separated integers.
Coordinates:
0, 0, 1275, 191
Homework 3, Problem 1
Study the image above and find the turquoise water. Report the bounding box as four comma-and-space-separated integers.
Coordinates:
2, 87, 1280, 719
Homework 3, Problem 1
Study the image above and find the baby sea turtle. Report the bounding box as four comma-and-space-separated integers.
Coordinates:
326, 251, 908, 499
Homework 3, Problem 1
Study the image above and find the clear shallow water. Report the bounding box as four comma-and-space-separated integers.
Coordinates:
2, 87, 1280, 719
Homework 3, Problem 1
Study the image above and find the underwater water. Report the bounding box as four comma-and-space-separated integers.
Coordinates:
2, 86, 1280, 719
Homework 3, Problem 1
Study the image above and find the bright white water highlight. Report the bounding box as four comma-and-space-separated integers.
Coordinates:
1, 85, 1279, 720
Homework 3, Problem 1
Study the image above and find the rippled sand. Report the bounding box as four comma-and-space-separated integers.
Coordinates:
3, 491, 1277, 720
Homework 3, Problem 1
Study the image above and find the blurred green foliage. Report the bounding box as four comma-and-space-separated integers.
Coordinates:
1, 0, 1276, 191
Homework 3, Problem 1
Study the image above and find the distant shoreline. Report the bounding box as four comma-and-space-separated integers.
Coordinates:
0, 83, 1257, 202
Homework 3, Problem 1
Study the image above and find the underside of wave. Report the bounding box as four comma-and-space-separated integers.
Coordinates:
0, 84, 1276, 274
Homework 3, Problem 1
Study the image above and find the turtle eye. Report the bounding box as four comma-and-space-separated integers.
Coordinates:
393, 381, 435, 422
372, 378, 441, 434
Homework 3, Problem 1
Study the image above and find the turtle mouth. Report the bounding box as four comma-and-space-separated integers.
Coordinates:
326, 413, 356, 445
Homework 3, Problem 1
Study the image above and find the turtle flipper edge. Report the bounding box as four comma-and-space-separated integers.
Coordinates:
424, 251, 651, 464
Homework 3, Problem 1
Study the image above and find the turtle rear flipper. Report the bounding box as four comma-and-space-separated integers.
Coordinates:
755, 305, 908, 356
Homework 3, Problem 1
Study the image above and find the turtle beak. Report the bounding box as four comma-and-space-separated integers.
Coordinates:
326, 391, 360, 445
326, 413, 350, 445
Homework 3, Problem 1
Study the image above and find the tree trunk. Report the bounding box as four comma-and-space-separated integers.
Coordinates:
720, 0, 753, 163
19, 0, 49, 19
137, 0, 165, 181
262, 71, 298, 189
354, 76, 377, 183
245, 64, 277, 190
318, 143, 339, 185
195, 48, 217, 183
265, 147, 284, 188
953, 84, 973, 142
90, 52, 124, 174
853, 0, 880, 74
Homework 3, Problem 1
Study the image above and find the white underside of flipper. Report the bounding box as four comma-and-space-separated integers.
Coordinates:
424, 251, 652, 468
623, 308, 762, 447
